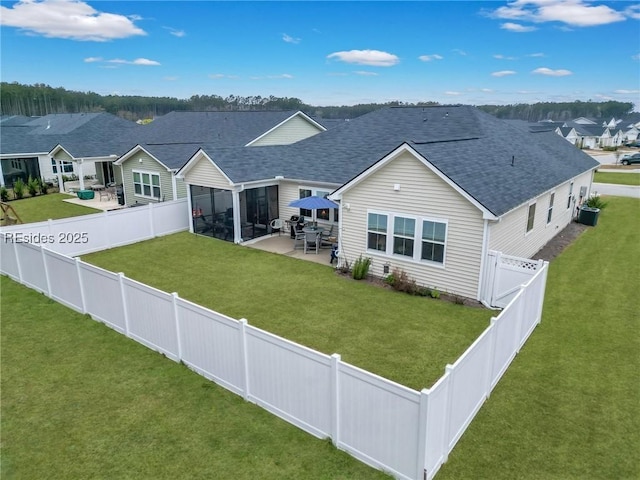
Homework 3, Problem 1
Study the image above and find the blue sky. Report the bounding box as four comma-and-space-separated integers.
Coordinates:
1, 0, 639, 108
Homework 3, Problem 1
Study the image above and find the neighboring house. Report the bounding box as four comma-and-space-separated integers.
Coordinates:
0, 113, 140, 188
178, 106, 599, 302
115, 111, 327, 206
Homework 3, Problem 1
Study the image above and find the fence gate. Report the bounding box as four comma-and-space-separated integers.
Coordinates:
484, 250, 544, 308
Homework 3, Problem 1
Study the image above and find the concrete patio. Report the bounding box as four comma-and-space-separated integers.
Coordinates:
245, 233, 336, 266
62, 192, 124, 212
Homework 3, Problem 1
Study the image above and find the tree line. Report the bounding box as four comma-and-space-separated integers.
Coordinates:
0, 81, 635, 122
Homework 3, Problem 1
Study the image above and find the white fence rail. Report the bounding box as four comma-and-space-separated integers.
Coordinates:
482, 250, 545, 308
0, 198, 189, 256
0, 227, 548, 480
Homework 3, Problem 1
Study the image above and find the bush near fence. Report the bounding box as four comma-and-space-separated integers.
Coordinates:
0, 207, 548, 480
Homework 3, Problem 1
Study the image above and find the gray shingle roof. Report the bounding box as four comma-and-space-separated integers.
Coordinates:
200, 106, 599, 217
1, 112, 140, 157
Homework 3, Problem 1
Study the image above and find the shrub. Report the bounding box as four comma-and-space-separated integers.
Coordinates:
13, 178, 25, 199
0, 186, 9, 202
388, 268, 417, 294
584, 195, 608, 210
39, 178, 48, 195
351, 255, 371, 280
430, 288, 441, 299
27, 176, 39, 197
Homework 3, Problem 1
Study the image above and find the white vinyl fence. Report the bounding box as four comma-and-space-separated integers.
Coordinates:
0, 225, 548, 480
482, 250, 546, 308
0, 198, 189, 256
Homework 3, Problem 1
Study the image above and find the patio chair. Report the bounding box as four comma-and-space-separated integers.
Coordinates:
304, 230, 321, 254
293, 224, 306, 249
269, 218, 284, 236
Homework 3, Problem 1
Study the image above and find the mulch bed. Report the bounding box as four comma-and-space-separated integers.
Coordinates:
532, 220, 589, 262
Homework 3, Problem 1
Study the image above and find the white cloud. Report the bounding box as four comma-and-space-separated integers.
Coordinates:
353, 71, 379, 76
500, 22, 537, 32
491, 0, 626, 28
444, 91, 463, 96
480, 88, 495, 93
613, 89, 640, 95
163, 76, 179, 81
452, 49, 467, 56
418, 54, 443, 62
492, 70, 517, 77
267, 74, 294, 79
282, 33, 301, 44
94, 57, 160, 66
532, 67, 572, 76
327, 49, 399, 67
494, 54, 517, 60
209, 74, 239, 80
164, 27, 186, 38
527, 52, 546, 57
0, 0, 146, 41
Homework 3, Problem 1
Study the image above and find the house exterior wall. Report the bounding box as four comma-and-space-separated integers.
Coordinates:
248, 116, 322, 146
183, 156, 232, 190
121, 152, 173, 206
488, 170, 594, 258
339, 151, 486, 299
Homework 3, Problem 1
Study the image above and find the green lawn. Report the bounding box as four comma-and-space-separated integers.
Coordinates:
594, 171, 640, 186
0, 276, 390, 480
83, 233, 490, 390
1, 192, 100, 225
437, 196, 640, 480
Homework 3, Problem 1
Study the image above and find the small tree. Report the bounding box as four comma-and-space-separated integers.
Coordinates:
27, 176, 39, 197
13, 178, 25, 199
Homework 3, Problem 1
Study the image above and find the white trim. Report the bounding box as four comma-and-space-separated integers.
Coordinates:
365, 209, 448, 268
245, 111, 326, 147
175, 149, 234, 185
329, 143, 497, 220
132, 169, 162, 200
114, 145, 173, 172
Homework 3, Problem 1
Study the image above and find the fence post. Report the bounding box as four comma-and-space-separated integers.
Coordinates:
485, 317, 498, 398
416, 388, 429, 480
514, 286, 526, 352
239, 318, 250, 401
330, 353, 341, 447
41, 245, 52, 297
441, 364, 455, 463
12, 237, 24, 284
490, 251, 502, 306
103, 210, 111, 249
118, 272, 130, 337
172, 292, 182, 361
536, 262, 549, 324
148, 202, 156, 237
75, 257, 87, 314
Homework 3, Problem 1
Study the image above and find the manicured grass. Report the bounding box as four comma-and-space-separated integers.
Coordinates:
437, 196, 640, 480
594, 171, 640, 185
1, 193, 100, 224
0, 276, 390, 480
84, 234, 489, 390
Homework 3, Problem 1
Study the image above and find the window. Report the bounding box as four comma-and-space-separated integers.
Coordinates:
526, 203, 536, 233
367, 213, 387, 251
51, 159, 74, 174
133, 170, 161, 199
298, 188, 312, 218
547, 193, 555, 224
421, 220, 446, 263
393, 216, 415, 257
567, 182, 574, 209
367, 211, 447, 265
299, 187, 338, 223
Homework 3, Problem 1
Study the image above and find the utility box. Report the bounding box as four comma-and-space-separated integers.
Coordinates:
578, 206, 600, 226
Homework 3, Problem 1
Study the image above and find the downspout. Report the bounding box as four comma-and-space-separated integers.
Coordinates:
78, 159, 85, 190
186, 183, 194, 233
478, 217, 500, 310
54, 157, 64, 192
232, 185, 243, 244
0, 160, 5, 187
171, 171, 178, 201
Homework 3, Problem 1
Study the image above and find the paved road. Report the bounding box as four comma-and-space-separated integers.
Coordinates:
592, 183, 640, 199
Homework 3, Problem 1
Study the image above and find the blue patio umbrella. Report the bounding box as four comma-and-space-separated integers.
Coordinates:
288, 196, 338, 209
